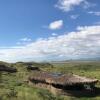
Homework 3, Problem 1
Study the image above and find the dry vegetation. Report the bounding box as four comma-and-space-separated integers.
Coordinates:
0, 61, 100, 100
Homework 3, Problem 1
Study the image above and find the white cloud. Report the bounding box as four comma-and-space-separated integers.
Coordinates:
0, 25, 100, 62
51, 33, 58, 36
17, 37, 32, 45
95, 22, 100, 25
55, 0, 90, 12
49, 20, 63, 30
88, 11, 100, 16
82, 0, 93, 9
20, 38, 32, 42
70, 15, 79, 19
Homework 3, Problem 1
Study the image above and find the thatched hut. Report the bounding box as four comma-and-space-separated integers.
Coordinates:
29, 71, 98, 92
27, 65, 40, 71
0, 65, 17, 73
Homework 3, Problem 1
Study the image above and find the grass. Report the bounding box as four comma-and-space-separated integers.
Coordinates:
0, 61, 100, 100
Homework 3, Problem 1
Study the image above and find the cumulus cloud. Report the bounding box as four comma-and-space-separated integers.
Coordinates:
55, 0, 90, 12
0, 25, 100, 62
49, 20, 63, 30
88, 11, 100, 16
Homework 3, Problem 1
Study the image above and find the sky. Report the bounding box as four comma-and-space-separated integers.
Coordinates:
0, 0, 100, 62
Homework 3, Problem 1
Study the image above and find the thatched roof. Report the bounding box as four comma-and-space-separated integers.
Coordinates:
0, 65, 17, 73
27, 65, 40, 71
29, 71, 98, 86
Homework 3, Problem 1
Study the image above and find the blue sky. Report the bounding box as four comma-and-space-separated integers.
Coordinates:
0, 0, 100, 62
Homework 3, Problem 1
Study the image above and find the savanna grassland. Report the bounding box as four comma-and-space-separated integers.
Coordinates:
0, 61, 100, 100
